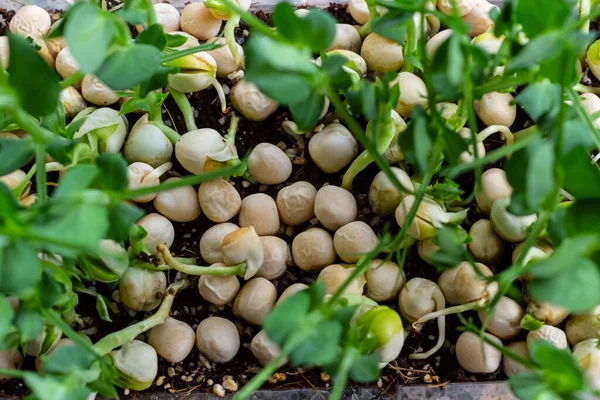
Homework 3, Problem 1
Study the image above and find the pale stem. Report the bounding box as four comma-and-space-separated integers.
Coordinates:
212, 79, 229, 114
409, 290, 446, 360
157, 243, 246, 276
476, 125, 514, 146
93, 279, 189, 356
412, 298, 487, 325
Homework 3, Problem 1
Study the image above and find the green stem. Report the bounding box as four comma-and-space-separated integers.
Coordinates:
463, 56, 483, 194
219, 0, 279, 40
12, 164, 36, 198
566, 87, 600, 151
472, 72, 536, 98
401, 18, 417, 73
458, 314, 538, 370
148, 121, 181, 144
330, 350, 355, 400
13, 108, 55, 144
580, 0, 591, 34
93, 279, 188, 356
161, 43, 222, 63
441, 133, 536, 178
119, 162, 245, 200
34, 144, 47, 205
169, 88, 197, 131
225, 15, 243, 65
157, 244, 246, 276
60, 72, 83, 89
234, 353, 288, 399
41, 309, 103, 362
145, 0, 157, 25
324, 85, 409, 203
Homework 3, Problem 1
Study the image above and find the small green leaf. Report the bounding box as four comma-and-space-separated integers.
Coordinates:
289, 94, 325, 132
96, 295, 113, 322
563, 200, 600, 237
52, 165, 100, 199
119, 98, 151, 115
428, 225, 469, 270
0, 241, 42, 295
95, 153, 128, 191
7, 34, 61, 117
398, 106, 432, 173
289, 320, 342, 367
370, 12, 410, 43
509, 372, 554, 400
25, 374, 94, 400
135, 24, 167, 50
348, 352, 380, 383
514, 81, 561, 122
528, 258, 600, 313
38, 268, 67, 308
528, 339, 585, 393
0, 138, 35, 175
166, 33, 188, 48
447, 34, 464, 87
0, 183, 19, 216
561, 147, 600, 199
65, 3, 117, 74
263, 291, 311, 344
515, 0, 576, 38
505, 136, 555, 215
97, 45, 162, 90
506, 32, 563, 74
527, 236, 599, 279
520, 314, 544, 331
43, 343, 95, 374
272, 3, 336, 53
15, 307, 43, 343
0, 296, 15, 338
108, 202, 144, 242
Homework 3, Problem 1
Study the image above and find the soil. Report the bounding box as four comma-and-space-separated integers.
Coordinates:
0, 3, 561, 399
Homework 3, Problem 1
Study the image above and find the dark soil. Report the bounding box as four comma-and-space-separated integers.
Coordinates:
0, 3, 546, 399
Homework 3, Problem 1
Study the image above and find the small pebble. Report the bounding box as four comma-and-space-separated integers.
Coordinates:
124, 388, 130, 395
213, 384, 226, 397
207, 379, 214, 386
185, 376, 193, 383
273, 372, 286, 382
167, 367, 176, 377
276, 141, 287, 150
164, 383, 171, 389
259, 184, 268, 192
222, 375, 238, 392
320, 372, 330, 382
424, 374, 432, 383
156, 376, 165, 386
377, 378, 383, 388
285, 226, 294, 237
242, 180, 251, 188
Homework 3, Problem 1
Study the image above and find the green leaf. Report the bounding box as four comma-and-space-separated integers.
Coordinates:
447, 34, 463, 87
24, 374, 94, 400
428, 224, 469, 270
97, 45, 162, 90
96, 295, 113, 322
43, 343, 95, 374
0, 296, 15, 338
46, 137, 75, 165
166, 33, 188, 48
0, 138, 35, 175
249, 70, 312, 104
272, 3, 336, 53
348, 352, 380, 383
506, 31, 563, 74
0, 183, 19, 216
563, 200, 600, 237
547, 207, 566, 245
370, 12, 410, 43
519, 314, 544, 331
528, 258, 600, 313
505, 137, 555, 215
119, 98, 151, 115
108, 202, 144, 241
509, 372, 554, 400
7, 34, 61, 117
263, 291, 311, 344
0, 241, 42, 295
514, 81, 561, 122
528, 339, 585, 393
245, 34, 316, 76
135, 24, 167, 50
15, 307, 43, 343
64, 3, 117, 74
398, 106, 431, 173
306, 280, 326, 309
39, 268, 67, 309
527, 236, 600, 279
289, 94, 325, 132
561, 147, 600, 199
320, 54, 353, 91
52, 165, 100, 199
289, 320, 342, 367
95, 153, 128, 191
515, 0, 576, 38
